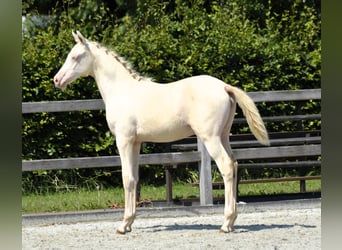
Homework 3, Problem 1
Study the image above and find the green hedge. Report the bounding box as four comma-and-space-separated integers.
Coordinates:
22, 0, 321, 192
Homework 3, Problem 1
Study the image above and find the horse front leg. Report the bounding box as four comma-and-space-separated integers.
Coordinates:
116, 138, 141, 234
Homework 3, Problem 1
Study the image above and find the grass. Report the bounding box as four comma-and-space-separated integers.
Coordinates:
22, 180, 321, 214
22, 183, 199, 214
237, 180, 321, 196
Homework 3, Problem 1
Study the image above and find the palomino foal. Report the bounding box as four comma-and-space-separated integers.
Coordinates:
54, 31, 269, 234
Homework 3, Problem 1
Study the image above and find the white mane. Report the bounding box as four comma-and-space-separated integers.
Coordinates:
91, 42, 152, 82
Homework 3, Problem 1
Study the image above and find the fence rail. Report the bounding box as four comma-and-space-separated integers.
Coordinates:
22, 144, 321, 171
22, 151, 201, 171
22, 89, 321, 114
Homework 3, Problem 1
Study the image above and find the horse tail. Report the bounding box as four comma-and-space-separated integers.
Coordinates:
225, 85, 270, 146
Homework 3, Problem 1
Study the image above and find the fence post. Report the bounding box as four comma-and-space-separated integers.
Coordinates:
165, 165, 174, 204
297, 102, 306, 193
197, 139, 213, 205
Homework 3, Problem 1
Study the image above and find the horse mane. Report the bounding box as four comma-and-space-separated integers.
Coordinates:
91, 42, 151, 82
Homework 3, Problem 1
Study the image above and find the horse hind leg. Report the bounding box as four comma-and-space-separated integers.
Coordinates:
202, 137, 237, 233
220, 93, 238, 231
220, 132, 238, 232
220, 159, 238, 233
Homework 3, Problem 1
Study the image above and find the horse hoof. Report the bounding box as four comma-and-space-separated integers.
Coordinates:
116, 229, 126, 235
219, 227, 234, 233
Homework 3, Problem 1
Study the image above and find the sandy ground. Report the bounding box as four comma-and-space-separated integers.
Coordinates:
22, 206, 320, 250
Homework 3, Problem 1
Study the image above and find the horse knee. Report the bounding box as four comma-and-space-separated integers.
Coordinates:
123, 175, 138, 189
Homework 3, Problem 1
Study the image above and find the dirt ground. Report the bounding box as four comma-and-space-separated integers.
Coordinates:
22, 204, 320, 250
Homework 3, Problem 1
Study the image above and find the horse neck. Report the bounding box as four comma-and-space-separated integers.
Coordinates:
90, 43, 138, 103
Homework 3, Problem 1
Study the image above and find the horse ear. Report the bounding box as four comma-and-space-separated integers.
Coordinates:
72, 30, 87, 45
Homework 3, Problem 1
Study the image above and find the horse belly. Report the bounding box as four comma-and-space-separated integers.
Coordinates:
136, 119, 194, 143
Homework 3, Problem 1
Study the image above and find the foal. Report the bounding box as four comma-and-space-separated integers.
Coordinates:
54, 31, 269, 234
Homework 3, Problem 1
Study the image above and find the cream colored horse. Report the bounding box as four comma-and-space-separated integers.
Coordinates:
54, 31, 269, 234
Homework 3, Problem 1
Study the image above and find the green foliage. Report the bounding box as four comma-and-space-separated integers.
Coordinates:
22, 0, 321, 193
106, 0, 320, 90
22, 180, 321, 213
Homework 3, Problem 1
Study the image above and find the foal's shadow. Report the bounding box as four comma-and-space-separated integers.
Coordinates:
146, 223, 316, 233
234, 223, 316, 233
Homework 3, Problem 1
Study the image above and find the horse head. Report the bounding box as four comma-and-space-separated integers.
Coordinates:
54, 31, 94, 89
